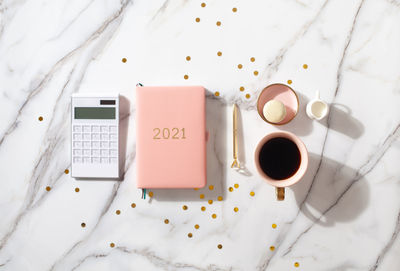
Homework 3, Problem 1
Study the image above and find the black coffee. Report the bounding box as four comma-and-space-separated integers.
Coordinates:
259, 137, 301, 180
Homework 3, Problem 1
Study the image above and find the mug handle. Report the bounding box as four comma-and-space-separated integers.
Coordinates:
276, 187, 285, 201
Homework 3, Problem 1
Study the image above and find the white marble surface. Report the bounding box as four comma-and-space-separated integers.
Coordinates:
0, 0, 400, 270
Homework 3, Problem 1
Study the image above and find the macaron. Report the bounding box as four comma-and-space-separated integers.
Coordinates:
263, 100, 286, 123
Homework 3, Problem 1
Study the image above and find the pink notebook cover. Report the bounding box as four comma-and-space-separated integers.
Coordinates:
135, 86, 206, 188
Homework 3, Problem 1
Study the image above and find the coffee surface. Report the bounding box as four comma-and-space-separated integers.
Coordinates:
259, 137, 301, 180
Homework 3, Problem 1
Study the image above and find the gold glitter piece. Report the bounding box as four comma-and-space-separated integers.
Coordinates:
250, 57, 255, 62
209, 185, 214, 190
186, 56, 191, 61
234, 183, 239, 189
184, 75, 189, 80
38, 116, 43, 121
81, 222, 86, 228
287, 79, 292, 85
201, 2, 206, 7
214, 91, 220, 97
232, 7, 237, 12
217, 51, 222, 56
253, 70, 259, 76
122, 58, 127, 63
131, 203, 136, 208
194, 188, 199, 191
164, 219, 169, 224
116, 210, 121, 215
194, 224, 200, 229
250, 191, 255, 197
217, 196, 223, 201
148, 191, 154, 197
45, 186, 51, 191
239, 86, 245, 91
217, 244, 223, 249
201, 206, 206, 211
229, 187, 233, 192
64, 169, 69, 174
303, 64, 308, 69
75, 187, 80, 193
234, 207, 239, 212
200, 194, 205, 199
208, 200, 213, 205
195, 17, 200, 23
237, 64, 243, 69
216, 21, 221, 26
182, 205, 188, 210
270, 246, 275, 251
245, 94, 251, 99
272, 223, 277, 229
188, 232, 193, 238
294, 262, 300, 267
110, 243, 115, 248
212, 213, 217, 219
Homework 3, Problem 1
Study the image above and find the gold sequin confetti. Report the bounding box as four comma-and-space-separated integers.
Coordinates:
194, 188, 199, 191
217, 196, 223, 201
38, 116, 43, 121
131, 203, 136, 208
116, 210, 121, 215
194, 224, 200, 229
232, 7, 237, 12
201, 206, 206, 211
216, 21, 222, 26
148, 191, 154, 197
237, 64, 243, 69
122, 58, 127, 63
294, 262, 300, 267
253, 70, 259, 76
270, 246, 275, 251
250, 191, 255, 197
239, 86, 245, 92
64, 169, 69, 174
200, 194, 205, 199
164, 219, 169, 224
234, 183, 239, 189
209, 185, 214, 190
188, 233, 193, 238
287, 79, 292, 85
272, 223, 277, 229
208, 200, 213, 205
217, 51, 222, 56
184, 75, 189, 80
75, 187, 80, 193
186, 56, 191, 61
212, 213, 217, 219
201, 2, 206, 7
229, 187, 234, 192
45, 186, 51, 191
81, 223, 86, 228
303, 64, 308, 69
214, 91, 220, 97
217, 244, 223, 249
250, 57, 255, 62
195, 17, 200, 23
234, 207, 239, 212
182, 205, 188, 210
110, 242, 115, 248
245, 94, 251, 99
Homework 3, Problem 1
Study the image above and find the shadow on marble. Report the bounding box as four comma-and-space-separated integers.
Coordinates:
292, 153, 370, 227
149, 94, 227, 201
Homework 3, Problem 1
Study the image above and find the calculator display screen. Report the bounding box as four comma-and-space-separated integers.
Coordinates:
74, 107, 115, 119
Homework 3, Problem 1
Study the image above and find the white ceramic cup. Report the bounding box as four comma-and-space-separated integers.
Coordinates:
306, 91, 329, 120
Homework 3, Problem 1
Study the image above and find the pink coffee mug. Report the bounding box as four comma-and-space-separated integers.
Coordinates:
254, 131, 308, 200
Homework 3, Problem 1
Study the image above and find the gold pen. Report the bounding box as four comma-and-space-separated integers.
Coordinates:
231, 104, 240, 168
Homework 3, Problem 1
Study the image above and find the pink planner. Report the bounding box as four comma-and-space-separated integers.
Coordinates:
135, 86, 206, 188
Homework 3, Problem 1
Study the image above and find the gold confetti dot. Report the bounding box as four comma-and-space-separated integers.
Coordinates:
214, 91, 220, 97
232, 7, 237, 12
186, 56, 191, 61
195, 17, 200, 23
184, 75, 189, 80
250, 57, 255, 62
201, 206, 206, 211
217, 196, 223, 201
208, 200, 213, 205
270, 246, 275, 251
287, 79, 292, 85
272, 223, 277, 229
245, 94, 251, 99
201, 2, 206, 7
253, 70, 259, 76
188, 233, 193, 238
209, 185, 214, 190
110, 242, 115, 248
182, 205, 188, 210
131, 203, 136, 208
122, 58, 127, 63
237, 64, 243, 69
38, 116, 43, 121
216, 21, 221, 26
200, 194, 205, 199
303, 64, 308, 69
45, 186, 51, 191
194, 224, 200, 229
239, 86, 245, 91
217, 244, 223, 249
194, 188, 199, 191
164, 219, 169, 224
81, 222, 86, 228
229, 187, 233, 192
294, 262, 300, 267
148, 191, 154, 197
234, 207, 239, 212
75, 187, 80, 193
212, 213, 217, 219
250, 191, 255, 197
64, 169, 69, 174
116, 210, 121, 215
234, 183, 239, 189
217, 51, 222, 56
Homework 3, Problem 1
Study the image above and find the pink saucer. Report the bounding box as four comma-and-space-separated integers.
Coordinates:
257, 84, 299, 125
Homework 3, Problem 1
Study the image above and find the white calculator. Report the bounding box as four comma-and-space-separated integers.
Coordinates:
71, 93, 119, 179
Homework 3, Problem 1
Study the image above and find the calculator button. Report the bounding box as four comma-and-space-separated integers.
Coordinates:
73, 141, 82, 148
110, 157, 118, 164
73, 157, 82, 163
83, 157, 91, 163
73, 149, 82, 156
110, 134, 117, 141
92, 149, 100, 156
91, 125, 100, 133
101, 126, 108, 133
92, 133, 100, 140
110, 141, 117, 149
83, 125, 91, 133
83, 149, 91, 156
110, 126, 117, 133
73, 125, 82, 132
101, 150, 109, 157
73, 133, 82, 140
110, 149, 118, 157
83, 141, 91, 148
83, 133, 91, 140
101, 158, 109, 164
101, 141, 108, 148
101, 134, 108, 140
92, 157, 100, 164
92, 141, 100, 148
